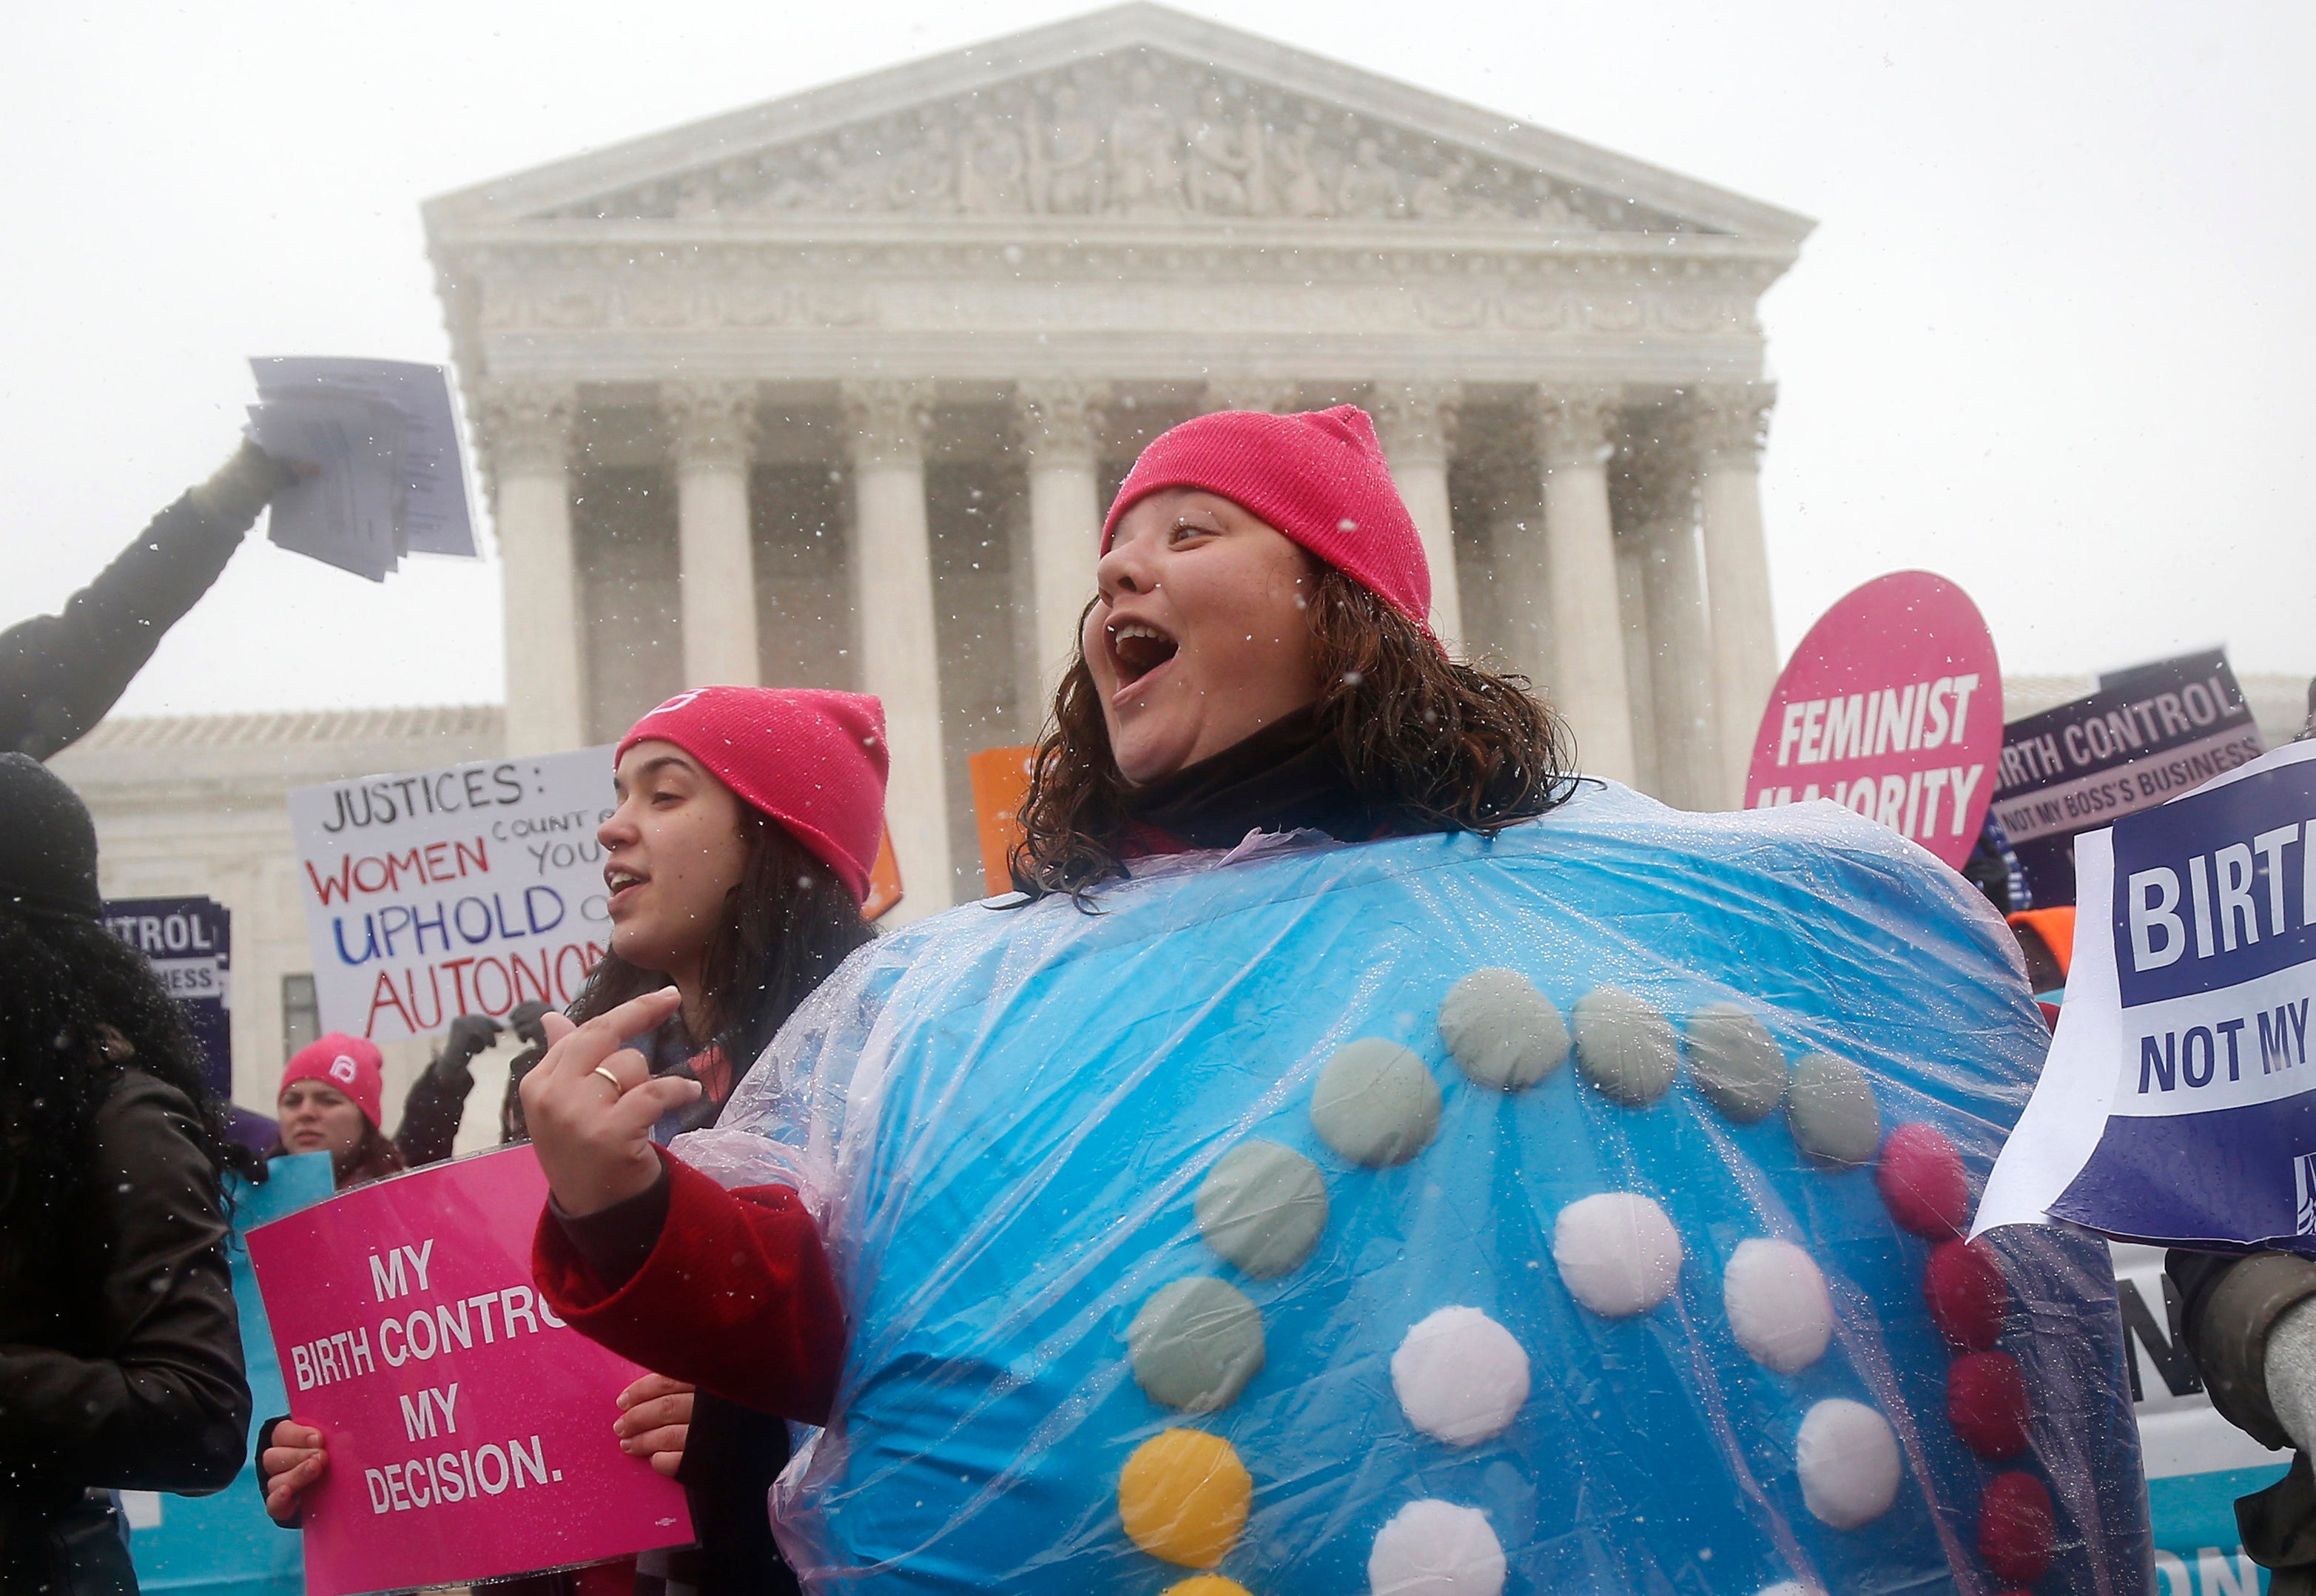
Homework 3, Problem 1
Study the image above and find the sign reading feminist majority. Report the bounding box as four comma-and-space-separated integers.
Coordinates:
244, 1146, 691, 1595
289, 747, 616, 1043
1978, 738, 2316, 1252
1745, 570, 2002, 871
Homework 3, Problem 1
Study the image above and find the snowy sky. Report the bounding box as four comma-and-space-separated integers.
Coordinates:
2, 1, 2308, 720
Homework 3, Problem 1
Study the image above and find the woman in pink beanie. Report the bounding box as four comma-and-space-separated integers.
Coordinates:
508, 407, 1578, 1583
266, 685, 889, 1596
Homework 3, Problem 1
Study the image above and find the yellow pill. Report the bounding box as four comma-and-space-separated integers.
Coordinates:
1118, 1429, 1251, 1569
1165, 1579, 1254, 1596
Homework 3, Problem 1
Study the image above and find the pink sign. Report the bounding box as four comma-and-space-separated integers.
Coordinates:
1746, 570, 2003, 871
245, 1145, 691, 1596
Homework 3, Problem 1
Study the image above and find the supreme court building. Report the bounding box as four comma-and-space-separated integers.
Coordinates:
423, 2, 1813, 917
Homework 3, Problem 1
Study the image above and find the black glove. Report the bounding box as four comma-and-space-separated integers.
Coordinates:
432, 1014, 502, 1079
508, 1000, 555, 1050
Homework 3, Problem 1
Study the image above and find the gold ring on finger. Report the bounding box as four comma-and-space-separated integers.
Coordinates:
590, 1065, 624, 1097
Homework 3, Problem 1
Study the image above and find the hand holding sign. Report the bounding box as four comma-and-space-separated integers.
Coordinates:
263, 1422, 329, 1524
613, 1373, 695, 1479
521, 987, 697, 1217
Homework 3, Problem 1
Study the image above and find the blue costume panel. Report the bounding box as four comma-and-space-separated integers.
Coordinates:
693, 784, 2148, 1595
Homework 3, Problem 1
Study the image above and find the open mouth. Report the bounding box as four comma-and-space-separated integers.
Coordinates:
1108, 619, 1180, 691
605, 864, 648, 912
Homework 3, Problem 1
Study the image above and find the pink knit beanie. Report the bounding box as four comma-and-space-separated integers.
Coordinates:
616, 687, 889, 903
280, 1034, 386, 1129
1100, 405, 1432, 630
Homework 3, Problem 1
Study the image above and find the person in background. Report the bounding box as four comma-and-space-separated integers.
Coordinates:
0, 753, 251, 1594
1, 440, 303, 761
266, 687, 890, 1596
2163, 674, 2316, 1592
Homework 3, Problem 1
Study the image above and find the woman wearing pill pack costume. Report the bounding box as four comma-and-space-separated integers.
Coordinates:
556, 405, 2150, 1595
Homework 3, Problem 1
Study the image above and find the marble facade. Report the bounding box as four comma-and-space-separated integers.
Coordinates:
425, 3, 1814, 917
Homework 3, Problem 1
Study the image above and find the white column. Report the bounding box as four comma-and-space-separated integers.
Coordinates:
1369, 383, 1465, 647
1015, 380, 1108, 698
1537, 388, 1637, 784
1615, 534, 1660, 796
1625, 418, 1721, 810
667, 381, 761, 688
484, 382, 585, 755
843, 381, 952, 920
1695, 383, 1781, 807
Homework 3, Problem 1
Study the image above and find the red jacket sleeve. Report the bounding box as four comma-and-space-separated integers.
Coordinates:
533, 1148, 846, 1427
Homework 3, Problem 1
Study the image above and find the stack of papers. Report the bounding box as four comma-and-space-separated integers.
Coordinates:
247, 357, 478, 582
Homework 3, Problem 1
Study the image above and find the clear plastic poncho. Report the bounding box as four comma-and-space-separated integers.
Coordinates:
679, 781, 2148, 1596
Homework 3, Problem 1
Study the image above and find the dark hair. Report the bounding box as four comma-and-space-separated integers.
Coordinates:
337, 1119, 405, 1188
567, 812, 872, 1100
1011, 562, 1580, 903
0, 908, 238, 1250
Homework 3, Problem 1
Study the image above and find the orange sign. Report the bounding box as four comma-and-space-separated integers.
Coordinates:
862, 831, 903, 922
969, 746, 1040, 897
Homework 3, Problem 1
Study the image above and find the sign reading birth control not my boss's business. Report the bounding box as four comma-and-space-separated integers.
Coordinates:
104, 896, 232, 1097
1979, 738, 2316, 1255
1990, 649, 2267, 906
289, 748, 616, 1044
1746, 570, 2002, 872
245, 1146, 691, 1595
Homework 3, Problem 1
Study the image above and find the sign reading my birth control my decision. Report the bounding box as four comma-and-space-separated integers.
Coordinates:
243, 1145, 691, 1596
1746, 570, 2001, 870
289, 747, 616, 1043
1977, 736, 2316, 1253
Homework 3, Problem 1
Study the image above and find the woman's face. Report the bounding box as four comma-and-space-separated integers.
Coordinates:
277, 1080, 367, 1166
1084, 488, 1326, 784
599, 741, 750, 986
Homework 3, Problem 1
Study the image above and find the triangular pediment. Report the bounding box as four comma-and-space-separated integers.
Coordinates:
425, 5, 1810, 244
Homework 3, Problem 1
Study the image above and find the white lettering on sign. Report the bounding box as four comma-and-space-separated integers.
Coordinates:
1774, 674, 1982, 769
368, 1239, 437, 1302
2125, 820, 2316, 973
362, 1435, 562, 1515
400, 1383, 461, 1443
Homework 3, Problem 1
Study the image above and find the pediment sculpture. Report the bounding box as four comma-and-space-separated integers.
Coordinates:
545, 53, 1700, 234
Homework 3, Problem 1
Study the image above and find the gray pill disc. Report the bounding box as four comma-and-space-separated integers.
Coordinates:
1686, 1003, 1789, 1122
1128, 1276, 1266, 1413
1787, 1051, 1882, 1166
1572, 987, 1679, 1107
1196, 1141, 1329, 1279
1310, 1039, 1442, 1166
1440, 967, 1569, 1091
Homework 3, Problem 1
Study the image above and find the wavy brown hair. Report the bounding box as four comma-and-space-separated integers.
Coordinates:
1010, 562, 1580, 903
567, 813, 872, 1118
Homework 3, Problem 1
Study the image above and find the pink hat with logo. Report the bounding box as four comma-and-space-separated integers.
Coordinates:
616, 687, 890, 903
280, 1033, 386, 1129
1100, 405, 1433, 633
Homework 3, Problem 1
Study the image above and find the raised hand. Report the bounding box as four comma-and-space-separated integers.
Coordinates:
518, 987, 698, 1216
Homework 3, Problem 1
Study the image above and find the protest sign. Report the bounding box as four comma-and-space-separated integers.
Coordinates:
1976, 738, 2316, 1251
104, 895, 232, 1097
127, 1151, 336, 1596
244, 1146, 690, 1596
1745, 570, 2001, 870
1992, 648, 2266, 906
968, 744, 1037, 897
289, 747, 616, 1044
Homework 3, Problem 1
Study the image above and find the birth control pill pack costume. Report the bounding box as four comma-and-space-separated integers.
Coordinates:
682, 781, 2148, 1596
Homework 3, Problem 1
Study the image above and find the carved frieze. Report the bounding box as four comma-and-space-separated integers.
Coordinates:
539, 52, 1698, 236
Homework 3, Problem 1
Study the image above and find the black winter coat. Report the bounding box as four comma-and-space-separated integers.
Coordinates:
0, 494, 249, 761
0, 1069, 251, 1523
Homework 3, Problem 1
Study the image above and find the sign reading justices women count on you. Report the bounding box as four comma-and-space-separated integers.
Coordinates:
1746, 570, 2001, 870
1978, 738, 2316, 1251
290, 747, 615, 1043
244, 1146, 691, 1596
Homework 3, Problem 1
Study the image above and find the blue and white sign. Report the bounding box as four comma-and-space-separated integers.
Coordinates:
1979, 738, 2316, 1251
106, 895, 232, 1099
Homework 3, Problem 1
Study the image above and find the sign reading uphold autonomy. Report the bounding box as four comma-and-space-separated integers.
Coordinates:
244, 1146, 690, 1595
1745, 570, 2001, 872
1977, 738, 2316, 1251
289, 747, 616, 1043
1990, 648, 2266, 906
